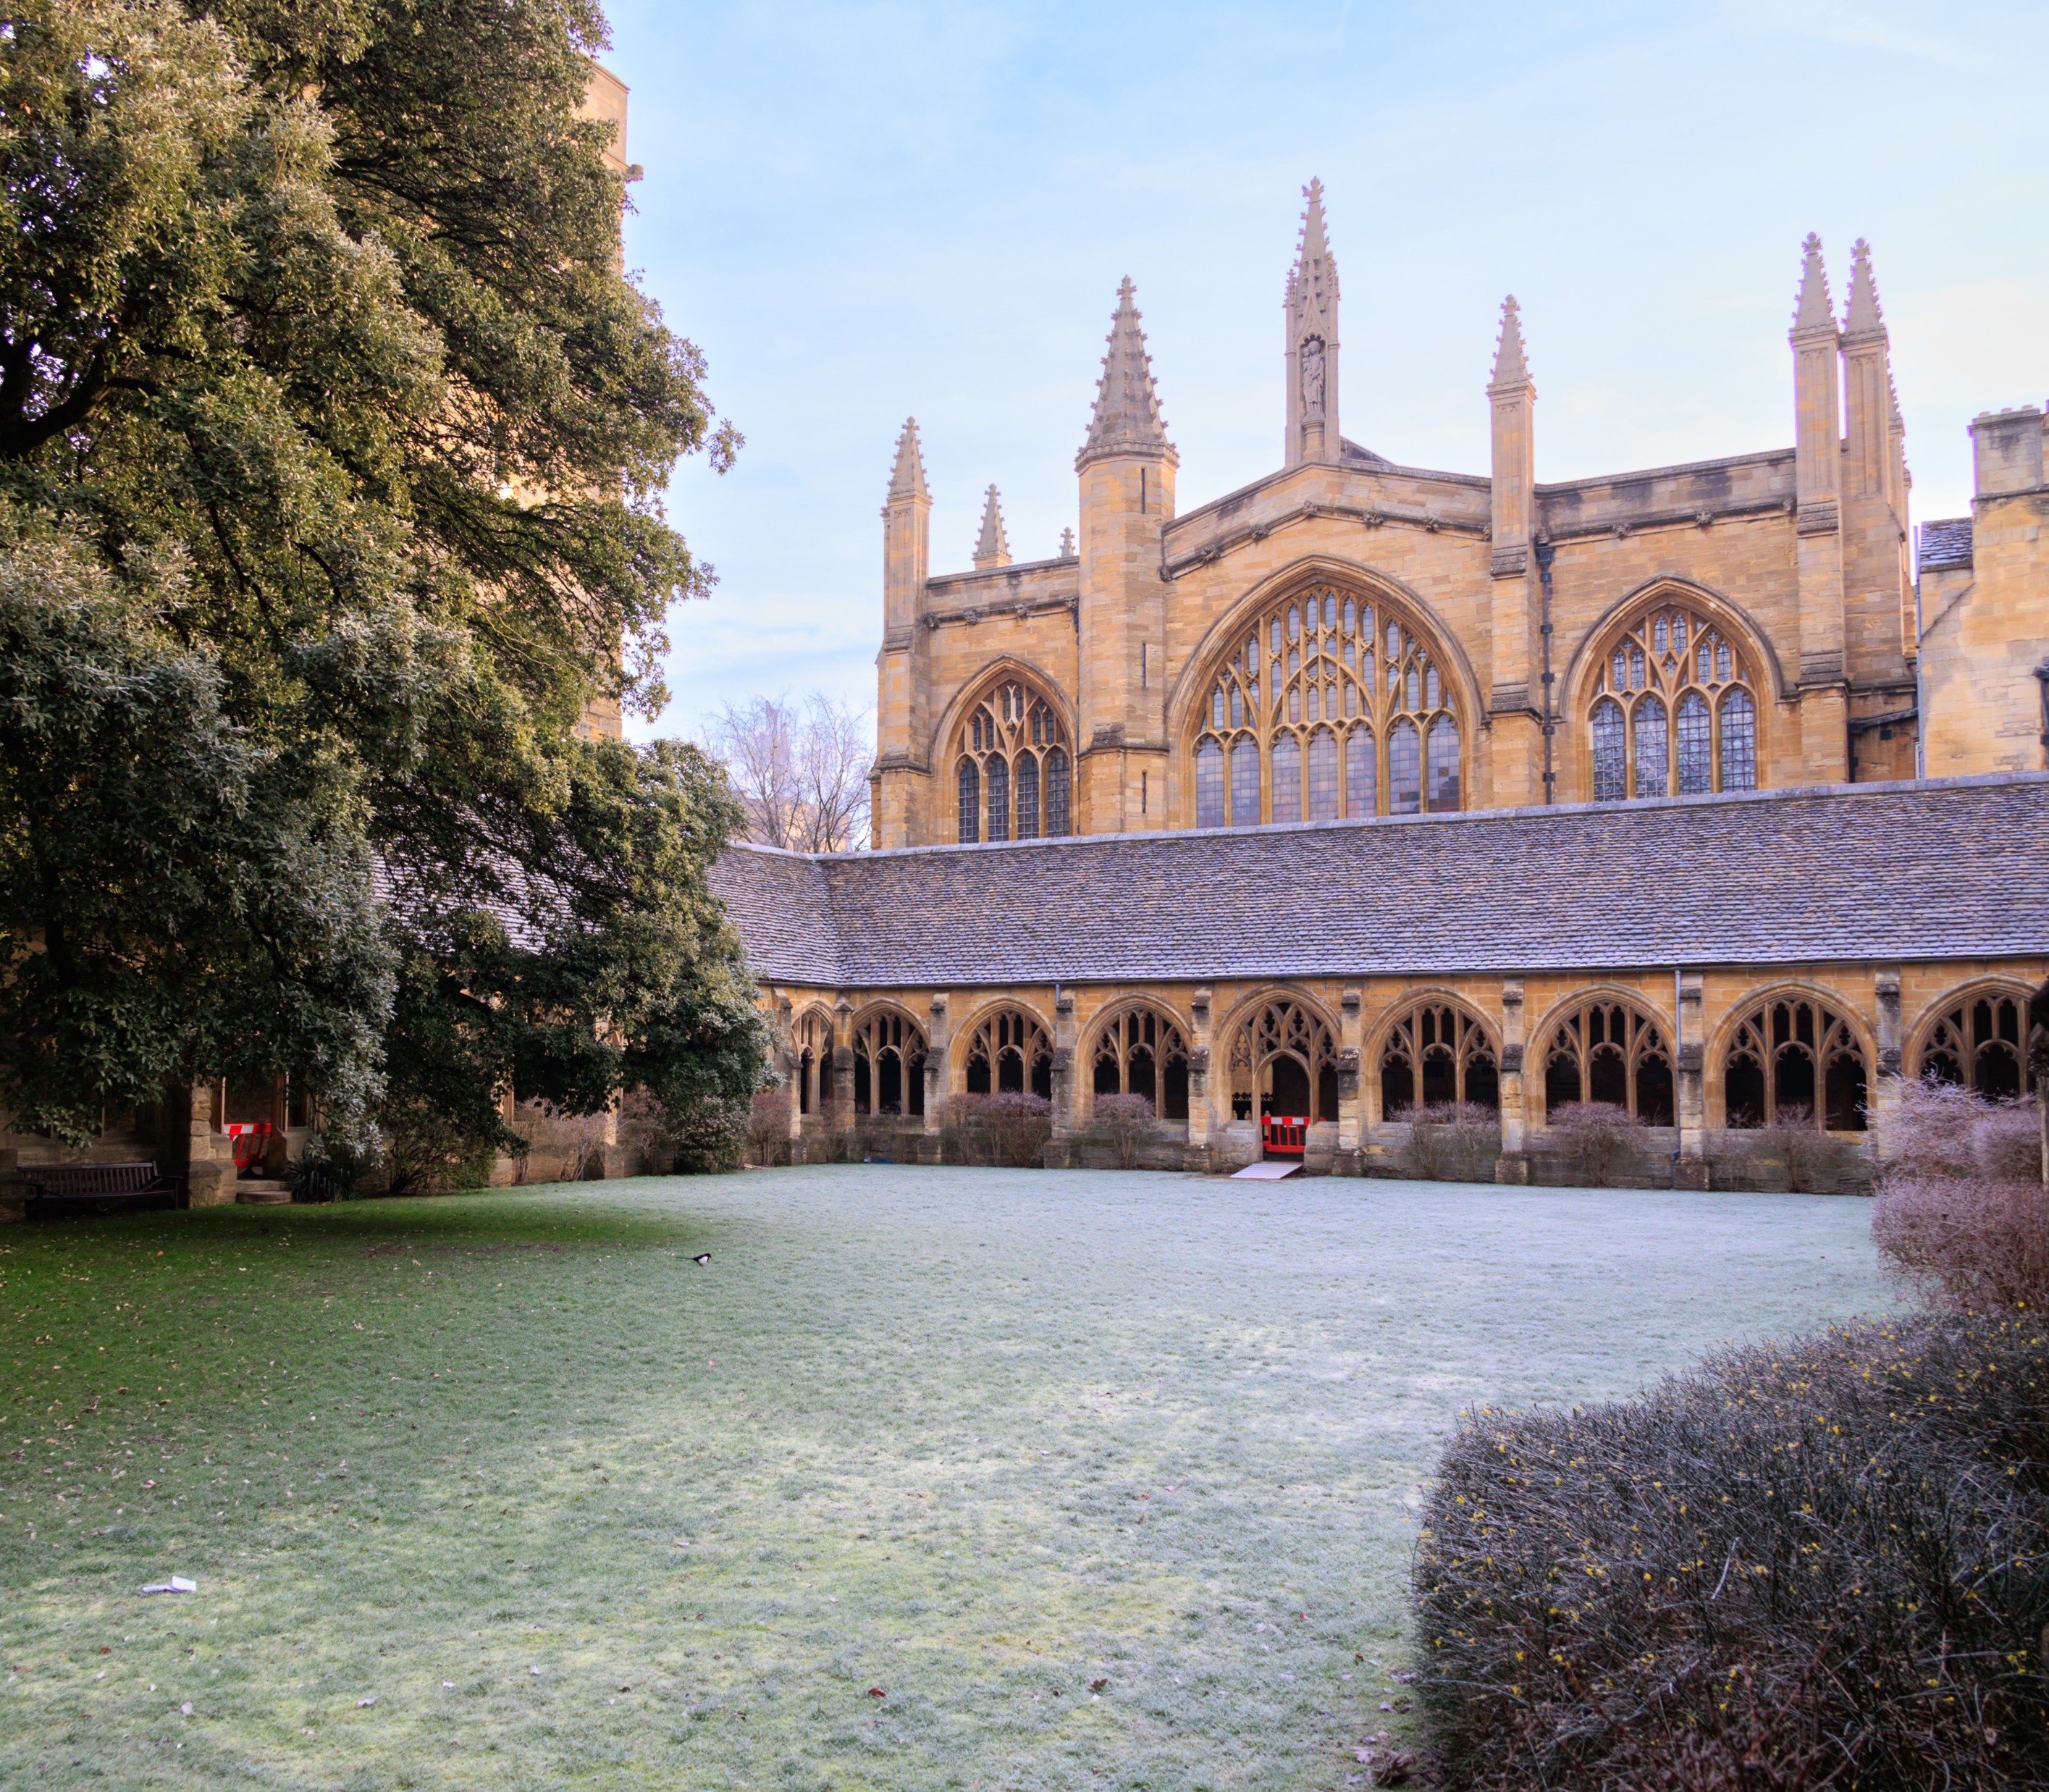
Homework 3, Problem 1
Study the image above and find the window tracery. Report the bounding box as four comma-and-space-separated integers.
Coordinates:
1194, 589, 1460, 827
1914, 990, 2034, 1100
1542, 998, 1674, 1124
1090, 1008, 1190, 1121
954, 680, 1069, 843
1722, 995, 1867, 1132
1226, 997, 1339, 1123
851, 1010, 926, 1116
1380, 1002, 1499, 1117
792, 1009, 831, 1116
1587, 604, 1757, 802
964, 1009, 1053, 1099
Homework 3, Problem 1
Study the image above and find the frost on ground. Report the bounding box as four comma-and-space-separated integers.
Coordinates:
0, 1169, 1896, 1789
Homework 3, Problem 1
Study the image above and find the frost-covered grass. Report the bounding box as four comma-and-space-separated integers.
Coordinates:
0, 1169, 1896, 1790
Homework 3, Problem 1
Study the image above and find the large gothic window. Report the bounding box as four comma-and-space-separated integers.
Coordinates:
1194, 589, 1460, 825
964, 1009, 1053, 1100
852, 1010, 927, 1116
1379, 1001, 1499, 1118
1914, 990, 2035, 1100
956, 681, 1069, 844
792, 1009, 831, 1116
1090, 1008, 1190, 1121
1542, 998, 1674, 1125
1722, 995, 1868, 1132
1586, 605, 1757, 802
1226, 997, 1339, 1124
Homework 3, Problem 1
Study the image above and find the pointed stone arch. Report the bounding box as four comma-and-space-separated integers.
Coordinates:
953, 1000, 1056, 1100
849, 1001, 929, 1117
1370, 993, 1500, 1122
1906, 978, 2038, 1099
1219, 989, 1340, 1124
789, 1004, 836, 1117
1529, 986, 1675, 1126
1084, 1001, 1192, 1122
1709, 981, 1874, 1132
1171, 558, 1483, 828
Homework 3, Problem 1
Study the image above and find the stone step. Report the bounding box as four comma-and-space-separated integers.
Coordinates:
235, 1181, 293, 1206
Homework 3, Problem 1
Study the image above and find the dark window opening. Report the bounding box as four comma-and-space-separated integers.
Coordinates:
1636, 1057, 1675, 1128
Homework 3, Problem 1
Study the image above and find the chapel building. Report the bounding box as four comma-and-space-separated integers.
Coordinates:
713, 188, 2049, 1186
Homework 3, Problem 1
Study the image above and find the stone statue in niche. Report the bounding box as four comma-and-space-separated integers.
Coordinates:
1300, 337, 1326, 416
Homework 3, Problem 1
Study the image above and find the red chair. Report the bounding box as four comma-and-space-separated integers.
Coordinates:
1262, 1114, 1308, 1158
225, 1122, 273, 1177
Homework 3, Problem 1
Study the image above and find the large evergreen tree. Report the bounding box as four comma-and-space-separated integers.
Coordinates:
0, 0, 767, 1153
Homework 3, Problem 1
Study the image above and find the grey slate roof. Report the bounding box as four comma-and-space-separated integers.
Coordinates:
708, 775, 2049, 989
1919, 517, 1974, 573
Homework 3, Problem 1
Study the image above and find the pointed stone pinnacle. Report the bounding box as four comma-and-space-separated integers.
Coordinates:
1077, 278, 1177, 471
1489, 295, 1531, 392
972, 484, 1011, 569
886, 417, 927, 502
1843, 237, 1887, 340
1791, 233, 1836, 338
1059, 526, 1077, 560
1287, 177, 1339, 314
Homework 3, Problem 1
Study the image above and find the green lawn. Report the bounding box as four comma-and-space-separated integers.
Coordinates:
1, 1168, 1897, 1790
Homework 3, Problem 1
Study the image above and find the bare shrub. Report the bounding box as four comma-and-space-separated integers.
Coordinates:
745, 1089, 788, 1166
1094, 1093, 1154, 1169
1546, 1101, 1640, 1187
1404, 1101, 1502, 1182
1413, 1313, 2049, 1791
1751, 1103, 1861, 1192
941, 1093, 1052, 1168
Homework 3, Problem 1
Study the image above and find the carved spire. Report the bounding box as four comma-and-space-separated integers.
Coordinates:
1284, 179, 1341, 468
886, 416, 927, 503
1488, 295, 1532, 393
1285, 177, 1339, 336
1076, 278, 1177, 471
1790, 233, 1836, 340
972, 484, 1011, 569
1843, 237, 1887, 341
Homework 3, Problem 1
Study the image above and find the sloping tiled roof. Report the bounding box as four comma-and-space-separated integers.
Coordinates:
708, 775, 2049, 989
1919, 516, 1973, 573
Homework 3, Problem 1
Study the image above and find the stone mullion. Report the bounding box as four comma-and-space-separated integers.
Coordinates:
1185, 988, 1213, 1169
1496, 980, 1530, 1183
1675, 974, 1708, 1187
1336, 988, 1363, 1174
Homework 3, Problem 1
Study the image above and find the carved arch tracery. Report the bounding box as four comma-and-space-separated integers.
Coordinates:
791, 1007, 833, 1116
1540, 995, 1674, 1125
952, 672, 1070, 844
1581, 594, 1760, 802
1910, 983, 2036, 1100
1226, 995, 1339, 1123
1722, 991, 1869, 1132
1088, 1005, 1190, 1121
962, 1007, 1053, 1100
1378, 999, 1499, 1117
851, 1006, 927, 1116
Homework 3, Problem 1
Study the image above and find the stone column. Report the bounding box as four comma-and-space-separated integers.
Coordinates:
1336, 988, 1363, 1175
920, 993, 948, 1164
1495, 980, 1531, 1183
775, 997, 804, 1163
832, 995, 856, 1151
1185, 986, 1213, 1171
1675, 972, 1709, 1189
186, 1080, 234, 1207
1870, 969, 1904, 1169
1045, 987, 1077, 1168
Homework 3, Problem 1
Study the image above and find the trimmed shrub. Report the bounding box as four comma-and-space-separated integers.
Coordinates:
1405, 1101, 1502, 1182
941, 1092, 1052, 1167
1095, 1093, 1155, 1170
1413, 1314, 2049, 1791
1546, 1101, 1640, 1187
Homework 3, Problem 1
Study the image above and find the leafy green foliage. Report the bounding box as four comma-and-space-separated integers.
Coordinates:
0, 1, 766, 1147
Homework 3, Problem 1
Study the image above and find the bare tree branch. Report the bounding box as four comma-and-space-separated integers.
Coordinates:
706, 693, 870, 852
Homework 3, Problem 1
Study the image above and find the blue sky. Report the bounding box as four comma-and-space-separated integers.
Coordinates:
603, 0, 2049, 741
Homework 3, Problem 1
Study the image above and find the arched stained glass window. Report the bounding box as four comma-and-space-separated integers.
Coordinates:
955, 679, 1067, 841
956, 758, 980, 844
1195, 737, 1225, 828
1587, 604, 1757, 802
1192, 587, 1458, 825
1591, 698, 1625, 802
1388, 720, 1421, 815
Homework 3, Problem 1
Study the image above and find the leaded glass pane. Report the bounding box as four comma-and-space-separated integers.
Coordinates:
1346, 728, 1376, 817
1323, 594, 1336, 630
985, 754, 1011, 842
1591, 698, 1625, 802
956, 758, 980, 842
1425, 665, 1440, 708
1308, 728, 1339, 821
1717, 641, 1731, 680
1673, 615, 1687, 652
1015, 750, 1040, 838
1229, 736, 1260, 826
1612, 649, 1628, 689
1654, 617, 1668, 653
1212, 687, 1225, 728
1271, 733, 1302, 824
1720, 688, 1756, 791
1426, 717, 1460, 811
1633, 697, 1667, 798
1343, 597, 1356, 633
1405, 667, 1421, 710
1675, 691, 1711, 794
1389, 720, 1421, 814
1271, 618, 1282, 655
1195, 738, 1224, 828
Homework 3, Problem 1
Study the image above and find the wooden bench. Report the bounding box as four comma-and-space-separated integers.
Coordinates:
17, 1161, 185, 1219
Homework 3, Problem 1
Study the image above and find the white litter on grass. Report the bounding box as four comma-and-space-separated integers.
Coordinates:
357, 1696, 377, 1708
140, 1577, 196, 1595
